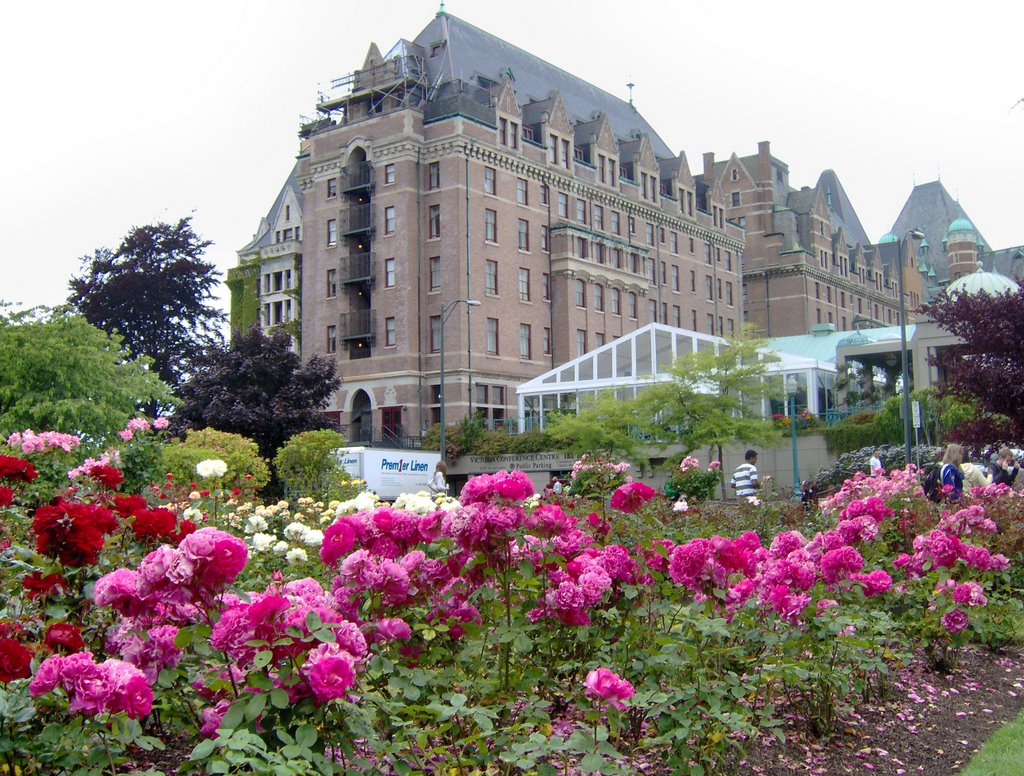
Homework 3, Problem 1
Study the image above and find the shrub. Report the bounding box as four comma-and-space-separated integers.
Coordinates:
273, 429, 347, 501
161, 428, 269, 495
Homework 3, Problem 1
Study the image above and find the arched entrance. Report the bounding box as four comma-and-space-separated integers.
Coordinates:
350, 390, 373, 444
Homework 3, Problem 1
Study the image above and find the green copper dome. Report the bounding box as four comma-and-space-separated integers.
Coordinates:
946, 218, 975, 234
878, 232, 898, 244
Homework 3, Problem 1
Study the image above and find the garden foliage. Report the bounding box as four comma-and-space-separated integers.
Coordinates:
0, 424, 1021, 775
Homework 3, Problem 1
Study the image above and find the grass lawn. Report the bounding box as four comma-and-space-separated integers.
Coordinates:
960, 706, 1024, 776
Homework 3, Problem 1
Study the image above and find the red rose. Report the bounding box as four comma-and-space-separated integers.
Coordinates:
610, 482, 657, 514
173, 519, 198, 543
113, 494, 148, 517
131, 508, 178, 541
0, 487, 13, 507
0, 455, 38, 483
0, 638, 33, 683
44, 622, 85, 653
0, 621, 22, 639
89, 465, 124, 489
23, 572, 67, 599
33, 500, 118, 567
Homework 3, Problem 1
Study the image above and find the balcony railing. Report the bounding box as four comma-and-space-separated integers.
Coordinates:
340, 309, 376, 341
341, 252, 375, 285
342, 162, 373, 192
341, 204, 374, 236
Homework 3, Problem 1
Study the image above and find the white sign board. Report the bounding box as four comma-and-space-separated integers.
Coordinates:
912, 400, 921, 429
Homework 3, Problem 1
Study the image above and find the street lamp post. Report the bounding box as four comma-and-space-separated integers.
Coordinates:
896, 229, 925, 467
438, 298, 481, 463
787, 375, 801, 499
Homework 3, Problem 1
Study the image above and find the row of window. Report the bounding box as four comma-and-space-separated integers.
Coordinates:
257, 269, 292, 296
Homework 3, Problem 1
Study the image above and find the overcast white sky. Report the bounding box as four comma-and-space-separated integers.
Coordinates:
3, 0, 1021, 314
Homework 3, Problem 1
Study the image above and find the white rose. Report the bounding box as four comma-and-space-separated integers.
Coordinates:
284, 521, 307, 541
273, 541, 290, 556
251, 533, 276, 552
244, 515, 268, 534
196, 459, 228, 479
286, 548, 308, 565
301, 529, 324, 547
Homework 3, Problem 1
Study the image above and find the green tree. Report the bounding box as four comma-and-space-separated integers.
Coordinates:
67, 216, 224, 406
633, 330, 781, 491
544, 391, 648, 463
274, 429, 347, 501
0, 307, 170, 439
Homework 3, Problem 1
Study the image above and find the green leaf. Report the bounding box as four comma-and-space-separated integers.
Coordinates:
245, 692, 267, 721
295, 724, 318, 749
270, 688, 290, 709
580, 752, 605, 773
220, 701, 246, 731
190, 739, 216, 760
253, 649, 274, 669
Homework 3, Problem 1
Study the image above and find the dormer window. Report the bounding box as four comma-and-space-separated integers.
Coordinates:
430, 42, 446, 58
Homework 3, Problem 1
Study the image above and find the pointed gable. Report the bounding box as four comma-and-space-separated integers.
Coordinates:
494, 75, 522, 118
362, 42, 383, 70
544, 91, 572, 135
722, 153, 756, 189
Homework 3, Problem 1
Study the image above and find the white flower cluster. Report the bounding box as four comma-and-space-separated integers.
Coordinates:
284, 521, 324, 547
334, 491, 381, 516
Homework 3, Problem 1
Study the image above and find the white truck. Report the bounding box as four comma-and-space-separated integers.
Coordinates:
334, 447, 441, 501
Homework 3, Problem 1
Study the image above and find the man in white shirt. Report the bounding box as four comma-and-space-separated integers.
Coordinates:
869, 449, 882, 473
731, 450, 760, 498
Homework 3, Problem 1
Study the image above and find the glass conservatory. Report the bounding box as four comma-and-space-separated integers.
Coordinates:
516, 323, 836, 431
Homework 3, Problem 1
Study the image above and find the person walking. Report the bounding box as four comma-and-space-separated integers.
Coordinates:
940, 443, 965, 501
869, 448, 882, 473
428, 461, 448, 495
730, 450, 761, 498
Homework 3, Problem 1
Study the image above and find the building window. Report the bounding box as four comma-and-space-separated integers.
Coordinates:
628, 215, 636, 235
385, 316, 396, 346
499, 117, 508, 146
630, 253, 640, 274
326, 219, 337, 247
673, 305, 681, 327
576, 199, 587, 224
326, 325, 337, 354
384, 163, 395, 185
485, 209, 497, 243
727, 318, 735, 335
727, 281, 734, 306
576, 329, 587, 357
484, 166, 496, 195
384, 258, 396, 288
428, 162, 440, 189
707, 313, 715, 334
384, 206, 396, 235
646, 223, 654, 246
542, 272, 550, 301
575, 237, 588, 259
519, 324, 531, 359
428, 205, 440, 239
516, 177, 528, 205
611, 211, 621, 235
670, 232, 678, 254
594, 243, 605, 264
725, 251, 732, 271
548, 134, 558, 165
430, 315, 441, 352
717, 278, 723, 300
429, 256, 441, 292
486, 318, 499, 355
561, 138, 570, 169
610, 288, 620, 315
557, 193, 568, 218
705, 275, 713, 301
671, 265, 680, 292
613, 248, 623, 269
327, 178, 337, 198
519, 268, 530, 301
540, 184, 549, 205
543, 327, 551, 355
593, 205, 604, 231
627, 292, 637, 319
575, 279, 586, 308
518, 219, 530, 251
731, 192, 740, 207
485, 260, 498, 295
540, 225, 549, 252
704, 243, 712, 264
594, 284, 604, 312
690, 270, 696, 292
326, 269, 337, 298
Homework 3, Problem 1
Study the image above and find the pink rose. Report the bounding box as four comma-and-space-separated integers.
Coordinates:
584, 667, 635, 710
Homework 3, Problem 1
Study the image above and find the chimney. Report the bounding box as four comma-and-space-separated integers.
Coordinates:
758, 140, 771, 183
703, 152, 715, 180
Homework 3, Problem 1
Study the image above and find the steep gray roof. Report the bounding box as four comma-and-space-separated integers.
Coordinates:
890, 181, 980, 282
414, 13, 674, 158
817, 170, 870, 247
238, 164, 301, 254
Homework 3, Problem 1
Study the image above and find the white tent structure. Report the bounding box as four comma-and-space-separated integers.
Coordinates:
515, 323, 836, 431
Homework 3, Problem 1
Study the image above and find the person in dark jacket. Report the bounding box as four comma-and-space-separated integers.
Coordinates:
940, 443, 965, 501
990, 446, 1020, 488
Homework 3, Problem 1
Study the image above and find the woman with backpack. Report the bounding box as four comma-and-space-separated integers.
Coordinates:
940, 443, 966, 501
